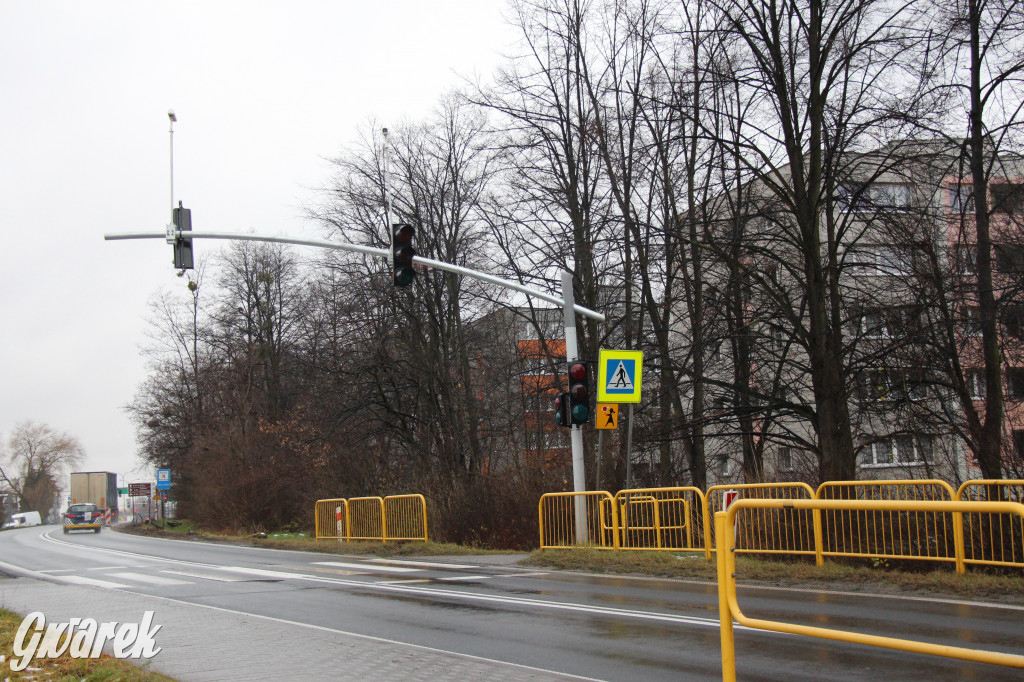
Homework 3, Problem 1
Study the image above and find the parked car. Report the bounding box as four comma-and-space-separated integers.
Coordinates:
64, 503, 102, 534
2, 511, 42, 529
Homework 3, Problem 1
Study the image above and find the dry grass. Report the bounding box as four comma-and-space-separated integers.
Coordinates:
523, 549, 1024, 604
0, 608, 175, 681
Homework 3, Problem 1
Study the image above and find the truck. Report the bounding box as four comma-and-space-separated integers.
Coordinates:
69, 471, 118, 523
2, 511, 42, 529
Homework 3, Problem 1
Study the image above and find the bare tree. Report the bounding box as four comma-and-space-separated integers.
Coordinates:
0, 421, 85, 516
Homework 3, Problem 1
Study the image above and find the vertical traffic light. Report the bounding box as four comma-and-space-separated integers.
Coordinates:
568, 361, 590, 425
172, 202, 193, 270
392, 223, 416, 287
554, 392, 570, 428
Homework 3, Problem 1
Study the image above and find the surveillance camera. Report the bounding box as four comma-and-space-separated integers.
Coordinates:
168, 110, 177, 122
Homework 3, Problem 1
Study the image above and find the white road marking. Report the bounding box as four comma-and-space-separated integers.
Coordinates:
87, 565, 131, 571
161, 569, 257, 583
108, 572, 192, 586
365, 558, 480, 570
59, 575, 130, 589
435, 575, 492, 582
313, 561, 421, 573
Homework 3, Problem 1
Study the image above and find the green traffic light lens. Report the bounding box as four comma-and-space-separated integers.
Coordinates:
572, 405, 589, 422
394, 268, 416, 287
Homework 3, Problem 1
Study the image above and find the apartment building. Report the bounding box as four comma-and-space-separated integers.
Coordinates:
676, 142, 1024, 486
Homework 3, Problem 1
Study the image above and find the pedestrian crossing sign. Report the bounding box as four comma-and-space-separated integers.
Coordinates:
597, 349, 643, 403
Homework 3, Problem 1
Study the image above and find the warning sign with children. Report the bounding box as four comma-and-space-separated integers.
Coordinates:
597, 349, 643, 403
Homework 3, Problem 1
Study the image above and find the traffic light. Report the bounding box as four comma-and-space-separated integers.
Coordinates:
392, 223, 416, 287
567, 361, 591, 425
172, 203, 193, 270
554, 392, 569, 428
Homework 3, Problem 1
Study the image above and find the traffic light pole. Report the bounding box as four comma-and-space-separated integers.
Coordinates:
561, 272, 589, 545
105, 229, 606, 322
106, 228, 601, 546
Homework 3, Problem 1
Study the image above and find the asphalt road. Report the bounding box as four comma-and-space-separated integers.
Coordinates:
1, 524, 1022, 680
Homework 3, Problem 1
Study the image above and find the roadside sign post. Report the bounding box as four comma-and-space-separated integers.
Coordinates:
598, 350, 643, 488
156, 470, 170, 526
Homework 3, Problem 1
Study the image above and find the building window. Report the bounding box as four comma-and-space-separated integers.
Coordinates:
949, 184, 974, 212
771, 326, 785, 351
1007, 368, 1024, 399
961, 306, 984, 338
995, 245, 1024, 275
778, 446, 793, 472
955, 245, 977, 276
840, 183, 910, 212
1003, 306, 1024, 339
854, 245, 909, 277
860, 370, 896, 402
991, 182, 1024, 214
860, 311, 890, 339
967, 370, 987, 400
711, 341, 723, 363
1013, 431, 1024, 462
718, 455, 732, 477
860, 435, 930, 467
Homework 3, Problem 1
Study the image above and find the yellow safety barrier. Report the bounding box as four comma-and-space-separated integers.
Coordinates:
347, 496, 386, 542
957, 480, 1024, 569
707, 483, 818, 562
716, 499, 1024, 682
539, 491, 618, 549
314, 498, 349, 540
614, 487, 711, 559
816, 479, 964, 572
383, 494, 429, 542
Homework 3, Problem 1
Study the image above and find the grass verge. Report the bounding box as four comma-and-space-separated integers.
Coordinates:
118, 521, 515, 557
523, 549, 1024, 604
0, 608, 174, 681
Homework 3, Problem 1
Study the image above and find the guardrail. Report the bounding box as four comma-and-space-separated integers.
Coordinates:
817, 479, 963, 571
539, 491, 618, 549
314, 494, 428, 543
707, 483, 818, 562
614, 487, 710, 559
956, 480, 1024, 567
314, 498, 348, 540
715, 498, 1024, 681
538, 479, 1024, 571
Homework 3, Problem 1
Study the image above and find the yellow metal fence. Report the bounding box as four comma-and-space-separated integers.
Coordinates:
538, 480, 1024, 572
715, 499, 1024, 682
315, 494, 428, 543
957, 480, 1024, 567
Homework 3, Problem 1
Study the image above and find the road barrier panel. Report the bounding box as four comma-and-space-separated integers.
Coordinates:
539, 491, 618, 549
817, 479, 963, 572
383, 494, 429, 542
716, 498, 1024, 681
314, 498, 349, 540
707, 483, 818, 563
346, 496, 386, 542
613, 487, 710, 559
956, 480, 1024, 569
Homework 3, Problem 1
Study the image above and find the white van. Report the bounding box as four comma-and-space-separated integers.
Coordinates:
2, 511, 42, 529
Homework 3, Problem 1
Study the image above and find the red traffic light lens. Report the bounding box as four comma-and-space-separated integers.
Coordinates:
394, 224, 415, 244
569, 363, 587, 380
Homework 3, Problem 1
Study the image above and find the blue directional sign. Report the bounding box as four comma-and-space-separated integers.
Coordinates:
156, 469, 171, 491
597, 349, 643, 403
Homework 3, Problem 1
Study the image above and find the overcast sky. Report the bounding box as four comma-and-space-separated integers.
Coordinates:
0, 1, 517, 489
